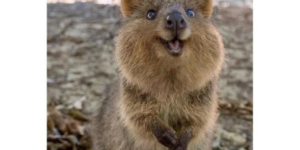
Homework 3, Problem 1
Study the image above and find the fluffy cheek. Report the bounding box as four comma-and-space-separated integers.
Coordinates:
157, 29, 174, 41
155, 18, 174, 41
179, 28, 191, 40
152, 39, 168, 58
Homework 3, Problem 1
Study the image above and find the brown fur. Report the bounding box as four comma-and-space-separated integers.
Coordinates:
91, 0, 224, 150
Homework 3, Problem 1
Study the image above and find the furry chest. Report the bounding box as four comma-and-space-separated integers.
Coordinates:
158, 97, 192, 130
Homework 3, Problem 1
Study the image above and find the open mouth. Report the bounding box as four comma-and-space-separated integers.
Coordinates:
161, 37, 184, 56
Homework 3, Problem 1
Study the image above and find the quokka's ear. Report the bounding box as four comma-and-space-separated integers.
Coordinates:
199, 0, 213, 18
120, 0, 139, 17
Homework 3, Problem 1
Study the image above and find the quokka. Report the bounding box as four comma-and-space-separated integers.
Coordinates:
91, 0, 224, 150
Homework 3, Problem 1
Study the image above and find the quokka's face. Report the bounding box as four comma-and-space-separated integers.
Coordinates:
119, 0, 216, 58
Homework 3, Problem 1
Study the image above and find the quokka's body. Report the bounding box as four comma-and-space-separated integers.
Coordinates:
91, 0, 224, 150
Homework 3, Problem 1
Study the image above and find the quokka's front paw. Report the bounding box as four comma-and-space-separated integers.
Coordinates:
152, 126, 178, 148
170, 130, 192, 150
170, 144, 187, 150
170, 138, 189, 150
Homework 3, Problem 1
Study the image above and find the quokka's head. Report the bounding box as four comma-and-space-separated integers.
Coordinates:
116, 0, 224, 91
117, 0, 222, 57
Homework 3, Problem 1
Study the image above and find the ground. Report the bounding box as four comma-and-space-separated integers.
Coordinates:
47, 2, 252, 150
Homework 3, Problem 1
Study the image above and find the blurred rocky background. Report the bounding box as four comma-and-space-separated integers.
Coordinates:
47, 1, 252, 150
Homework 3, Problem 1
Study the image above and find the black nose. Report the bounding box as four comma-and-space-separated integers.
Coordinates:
165, 11, 186, 32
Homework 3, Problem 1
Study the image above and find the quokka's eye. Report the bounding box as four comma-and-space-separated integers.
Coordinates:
147, 9, 156, 20
186, 9, 195, 17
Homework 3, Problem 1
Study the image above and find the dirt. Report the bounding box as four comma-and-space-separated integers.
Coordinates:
47, 2, 252, 150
